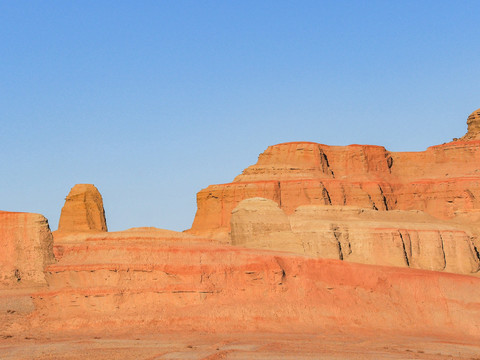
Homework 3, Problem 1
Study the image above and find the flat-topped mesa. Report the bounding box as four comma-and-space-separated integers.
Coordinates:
57, 184, 107, 233
234, 142, 392, 182
189, 108, 480, 240
461, 108, 480, 140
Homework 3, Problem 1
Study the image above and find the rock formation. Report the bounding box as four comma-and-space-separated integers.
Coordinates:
189, 109, 480, 244
230, 201, 480, 275
3, 212, 480, 357
0, 211, 55, 287
23, 230, 480, 340
230, 197, 304, 254
461, 108, 480, 140
2, 109, 480, 358
57, 184, 107, 233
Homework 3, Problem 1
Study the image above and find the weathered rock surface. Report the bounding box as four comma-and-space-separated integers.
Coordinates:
57, 184, 107, 233
1, 208, 480, 357
189, 110, 480, 259
0, 211, 55, 335
3, 109, 480, 358
0, 229, 474, 342
0, 211, 55, 287
461, 108, 480, 140
230, 197, 304, 254
231, 201, 480, 275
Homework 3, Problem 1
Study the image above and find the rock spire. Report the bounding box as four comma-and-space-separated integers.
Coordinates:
462, 108, 480, 140
57, 184, 107, 233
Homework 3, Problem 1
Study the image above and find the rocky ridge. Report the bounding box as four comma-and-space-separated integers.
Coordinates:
189, 110, 480, 248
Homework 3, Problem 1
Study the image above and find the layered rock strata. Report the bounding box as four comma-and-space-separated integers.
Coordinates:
0, 211, 56, 334
0, 211, 55, 287
230, 200, 480, 276
230, 197, 304, 254
1, 196, 480, 344
14, 230, 480, 340
189, 110, 480, 242
57, 184, 107, 233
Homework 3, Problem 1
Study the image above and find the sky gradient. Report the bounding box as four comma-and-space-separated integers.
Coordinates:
1, 1, 480, 232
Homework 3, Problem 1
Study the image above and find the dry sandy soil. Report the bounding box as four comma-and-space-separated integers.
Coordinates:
2, 332, 480, 360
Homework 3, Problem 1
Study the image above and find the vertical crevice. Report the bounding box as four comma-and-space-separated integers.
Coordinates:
331, 224, 343, 260
277, 181, 282, 208
468, 236, 480, 272
342, 188, 347, 205
378, 184, 389, 211
438, 232, 447, 270
344, 228, 352, 256
386, 155, 393, 173
366, 193, 378, 210
473, 242, 480, 262
318, 146, 334, 178
322, 184, 332, 205
398, 231, 410, 267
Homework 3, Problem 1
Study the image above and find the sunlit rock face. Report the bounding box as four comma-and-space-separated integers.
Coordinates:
462, 108, 480, 140
229, 201, 480, 276
189, 108, 480, 244
57, 184, 107, 233
0, 211, 55, 287
2, 109, 480, 353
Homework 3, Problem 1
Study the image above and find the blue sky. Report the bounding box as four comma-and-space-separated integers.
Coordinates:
1, 1, 479, 232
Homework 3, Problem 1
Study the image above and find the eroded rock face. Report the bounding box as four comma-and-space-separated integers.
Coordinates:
57, 184, 107, 233
229, 201, 480, 276
462, 108, 480, 140
189, 109, 480, 241
230, 198, 303, 253
21, 230, 480, 339
0, 211, 55, 287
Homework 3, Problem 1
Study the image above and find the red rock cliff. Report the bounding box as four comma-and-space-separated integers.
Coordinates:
189, 109, 480, 240
0, 211, 55, 287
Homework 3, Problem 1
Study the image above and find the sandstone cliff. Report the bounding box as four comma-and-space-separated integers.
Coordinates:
0, 211, 55, 287
57, 184, 107, 233
189, 109, 480, 245
19, 229, 480, 340
230, 199, 480, 276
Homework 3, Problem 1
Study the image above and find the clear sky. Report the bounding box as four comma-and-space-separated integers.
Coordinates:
1, 1, 479, 232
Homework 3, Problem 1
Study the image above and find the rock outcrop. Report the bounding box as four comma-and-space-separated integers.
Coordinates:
230, 197, 304, 254
189, 109, 480, 245
461, 108, 480, 140
0, 211, 55, 287
0, 223, 478, 358
57, 184, 107, 233
3, 108, 480, 358
16, 229, 480, 340
230, 201, 480, 276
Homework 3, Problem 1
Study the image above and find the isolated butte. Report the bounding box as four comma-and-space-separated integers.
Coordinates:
57, 184, 107, 233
